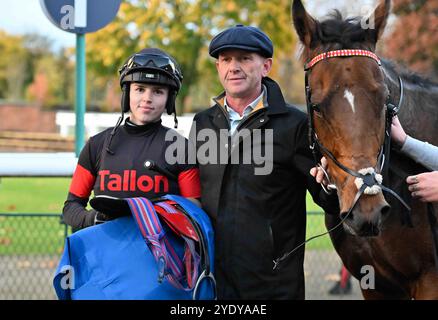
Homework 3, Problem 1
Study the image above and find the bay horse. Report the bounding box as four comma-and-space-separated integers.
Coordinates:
292, 0, 438, 299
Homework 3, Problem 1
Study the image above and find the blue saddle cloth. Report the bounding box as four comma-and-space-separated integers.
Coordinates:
53, 195, 215, 300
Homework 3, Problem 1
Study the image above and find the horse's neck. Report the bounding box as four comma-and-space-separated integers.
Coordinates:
383, 63, 438, 145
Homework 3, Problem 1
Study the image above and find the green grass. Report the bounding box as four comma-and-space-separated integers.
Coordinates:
0, 178, 333, 254
0, 215, 67, 255
305, 193, 334, 250
306, 214, 334, 250
0, 178, 70, 255
0, 177, 70, 213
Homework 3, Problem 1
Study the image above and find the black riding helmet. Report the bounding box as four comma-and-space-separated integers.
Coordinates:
119, 48, 183, 115
106, 48, 183, 155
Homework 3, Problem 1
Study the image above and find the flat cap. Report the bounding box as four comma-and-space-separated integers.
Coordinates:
209, 24, 273, 58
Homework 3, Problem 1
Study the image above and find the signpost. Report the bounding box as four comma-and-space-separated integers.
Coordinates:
40, 0, 122, 156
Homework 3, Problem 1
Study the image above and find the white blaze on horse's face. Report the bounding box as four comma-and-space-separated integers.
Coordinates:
344, 90, 356, 113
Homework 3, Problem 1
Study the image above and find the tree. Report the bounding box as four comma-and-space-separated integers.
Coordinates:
0, 31, 76, 108
0, 31, 29, 101
24, 38, 74, 109
383, 0, 438, 79
86, 0, 299, 113
27, 72, 50, 106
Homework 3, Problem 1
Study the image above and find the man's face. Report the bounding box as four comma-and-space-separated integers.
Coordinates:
216, 49, 272, 99
129, 82, 169, 125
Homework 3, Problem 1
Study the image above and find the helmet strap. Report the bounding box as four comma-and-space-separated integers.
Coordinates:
105, 83, 130, 154
122, 83, 130, 113
173, 112, 178, 129
106, 111, 124, 155
165, 90, 178, 128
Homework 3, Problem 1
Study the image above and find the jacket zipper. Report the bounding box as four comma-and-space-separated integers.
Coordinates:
235, 109, 265, 132
218, 105, 231, 130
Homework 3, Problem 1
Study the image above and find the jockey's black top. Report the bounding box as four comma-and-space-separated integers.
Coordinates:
63, 118, 200, 229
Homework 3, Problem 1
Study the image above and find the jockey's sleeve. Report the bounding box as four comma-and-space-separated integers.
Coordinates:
62, 139, 97, 229
177, 168, 201, 199
63, 196, 97, 230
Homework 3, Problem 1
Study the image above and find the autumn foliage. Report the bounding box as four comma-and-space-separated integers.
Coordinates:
384, 0, 438, 79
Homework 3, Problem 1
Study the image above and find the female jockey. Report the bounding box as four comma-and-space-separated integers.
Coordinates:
62, 48, 201, 230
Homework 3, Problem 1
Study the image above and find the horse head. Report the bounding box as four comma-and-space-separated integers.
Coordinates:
292, 0, 394, 236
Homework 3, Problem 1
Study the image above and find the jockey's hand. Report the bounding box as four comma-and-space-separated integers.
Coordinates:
93, 211, 113, 225
391, 116, 408, 147
310, 157, 329, 186
407, 172, 438, 203
84, 209, 113, 227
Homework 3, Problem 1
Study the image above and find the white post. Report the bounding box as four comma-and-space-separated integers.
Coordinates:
74, 0, 87, 28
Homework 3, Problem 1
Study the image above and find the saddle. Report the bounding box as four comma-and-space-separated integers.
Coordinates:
53, 194, 216, 300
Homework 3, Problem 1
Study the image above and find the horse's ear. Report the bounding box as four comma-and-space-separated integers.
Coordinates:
292, 0, 318, 48
366, 0, 391, 43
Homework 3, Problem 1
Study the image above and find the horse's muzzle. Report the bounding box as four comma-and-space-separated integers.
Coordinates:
341, 201, 391, 237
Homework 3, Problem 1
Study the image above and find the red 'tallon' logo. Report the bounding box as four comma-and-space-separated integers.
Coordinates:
98, 170, 169, 193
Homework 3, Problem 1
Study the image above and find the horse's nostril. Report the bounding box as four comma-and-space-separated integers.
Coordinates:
381, 204, 391, 216
340, 211, 354, 220
359, 222, 380, 237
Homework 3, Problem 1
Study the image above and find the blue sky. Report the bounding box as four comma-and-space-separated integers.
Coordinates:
0, 0, 376, 52
0, 0, 75, 50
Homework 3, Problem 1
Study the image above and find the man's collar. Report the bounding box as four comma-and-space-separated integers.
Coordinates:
211, 77, 289, 117
261, 77, 289, 115
224, 89, 264, 116
213, 85, 267, 114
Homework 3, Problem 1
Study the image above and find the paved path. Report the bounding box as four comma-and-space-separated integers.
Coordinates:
0, 255, 58, 300
304, 250, 363, 300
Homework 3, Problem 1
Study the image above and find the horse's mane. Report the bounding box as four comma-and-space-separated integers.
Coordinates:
381, 59, 438, 89
316, 10, 372, 50
315, 10, 438, 88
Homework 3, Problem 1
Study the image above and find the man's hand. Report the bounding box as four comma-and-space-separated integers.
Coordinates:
310, 157, 329, 185
407, 172, 438, 203
391, 116, 407, 147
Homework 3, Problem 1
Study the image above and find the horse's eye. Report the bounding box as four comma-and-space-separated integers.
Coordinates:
311, 103, 321, 113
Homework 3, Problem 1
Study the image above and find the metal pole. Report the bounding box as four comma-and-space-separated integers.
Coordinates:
75, 33, 86, 156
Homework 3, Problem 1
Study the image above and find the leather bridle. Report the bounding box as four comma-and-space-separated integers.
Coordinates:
304, 49, 410, 214
273, 49, 411, 270
304, 49, 438, 276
